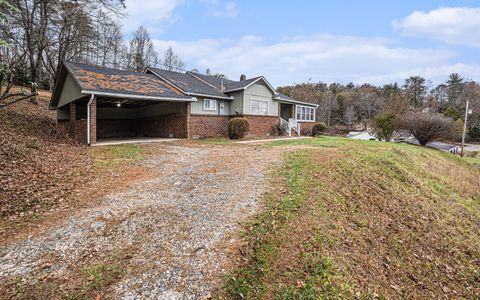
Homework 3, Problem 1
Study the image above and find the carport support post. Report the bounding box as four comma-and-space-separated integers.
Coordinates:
87, 94, 97, 145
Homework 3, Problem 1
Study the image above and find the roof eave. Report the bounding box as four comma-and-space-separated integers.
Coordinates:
273, 97, 319, 108
185, 92, 234, 100
81, 90, 196, 102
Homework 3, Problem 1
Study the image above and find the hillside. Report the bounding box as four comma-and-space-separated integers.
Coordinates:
0, 91, 148, 242
220, 137, 480, 299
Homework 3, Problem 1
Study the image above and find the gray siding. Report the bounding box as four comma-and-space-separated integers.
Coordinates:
244, 82, 278, 116
229, 91, 244, 115
191, 97, 230, 115
57, 73, 83, 108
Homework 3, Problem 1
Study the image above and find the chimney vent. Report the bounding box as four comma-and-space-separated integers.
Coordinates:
220, 78, 225, 92
240, 74, 246, 81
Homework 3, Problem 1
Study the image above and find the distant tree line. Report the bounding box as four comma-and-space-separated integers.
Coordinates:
278, 74, 480, 142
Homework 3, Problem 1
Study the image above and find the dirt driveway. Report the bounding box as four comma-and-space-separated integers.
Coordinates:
0, 143, 282, 299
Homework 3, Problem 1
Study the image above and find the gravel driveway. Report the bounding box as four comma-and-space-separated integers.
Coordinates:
0, 143, 281, 299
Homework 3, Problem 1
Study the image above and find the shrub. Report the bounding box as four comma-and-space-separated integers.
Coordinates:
228, 117, 250, 139
372, 112, 398, 142
301, 127, 312, 136
469, 126, 480, 142
276, 122, 288, 136
444, 106, 461, 120
399, 112, 455, 145
312, 122, 327, 136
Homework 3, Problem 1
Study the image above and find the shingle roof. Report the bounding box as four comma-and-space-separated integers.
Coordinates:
187, 72, 236, 90
148, 68, 232, 99
224, 76, 263, 91
64, 62, 191, 100
275, 92, 292, 100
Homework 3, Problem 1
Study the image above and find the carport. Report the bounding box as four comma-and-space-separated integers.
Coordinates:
50, 62, 195, 145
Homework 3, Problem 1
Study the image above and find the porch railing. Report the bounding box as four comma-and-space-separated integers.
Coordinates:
280, 118, 301, 136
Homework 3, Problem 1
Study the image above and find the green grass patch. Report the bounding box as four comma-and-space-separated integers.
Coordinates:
219, 137, 480, 299
92, 144, 145, 168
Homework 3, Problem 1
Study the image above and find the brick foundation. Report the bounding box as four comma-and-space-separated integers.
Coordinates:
298, 122, 315, 136
242, 115, 280, 137
58, 118, 87, 143
189, 114, 230, 139
58, 104, 285, 143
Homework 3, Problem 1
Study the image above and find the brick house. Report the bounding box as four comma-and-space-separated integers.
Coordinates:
49, 62, 318, 145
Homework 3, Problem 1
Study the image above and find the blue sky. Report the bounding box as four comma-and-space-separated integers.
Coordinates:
121, 0, 480, 87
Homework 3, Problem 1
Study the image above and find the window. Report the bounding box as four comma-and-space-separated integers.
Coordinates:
204, 99, 217, 111
251, 99, 269, 115
296, 105, 315, 121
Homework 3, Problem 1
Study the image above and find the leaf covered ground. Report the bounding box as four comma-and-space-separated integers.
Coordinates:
220, 137, 480, 299
0, 91, 149, 243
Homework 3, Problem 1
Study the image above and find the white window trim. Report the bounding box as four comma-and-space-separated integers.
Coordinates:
296, 105, 316, 122
250, 98, 269, 115
203, 98, 217, 111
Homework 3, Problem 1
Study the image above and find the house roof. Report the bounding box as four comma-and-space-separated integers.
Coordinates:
50, 61, 318, 109
147, 67, 233, 100
65, 62, 192, 99
273, 92, 319, 107
187, 72, 236, 90
50, 62, 194, 109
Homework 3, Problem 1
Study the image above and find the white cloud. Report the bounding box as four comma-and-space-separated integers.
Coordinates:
212, 1, 238, 18
153, 34, 469, 86
393, 7, 480, 48
121, 0, 184, 35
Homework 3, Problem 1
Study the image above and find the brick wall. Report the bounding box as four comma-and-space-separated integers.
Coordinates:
189, 114, 229, 139
298, 121, 314, 136
140, 114, 188, 138
89, 98, 97, 145
97, 119, 140, 138
242, 115, 280, 137
57, 102, 88, 144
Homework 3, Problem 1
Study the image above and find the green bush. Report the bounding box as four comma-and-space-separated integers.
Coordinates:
312, 122, 327, 136
372, 112, 398, 142
228, 117, 250, 139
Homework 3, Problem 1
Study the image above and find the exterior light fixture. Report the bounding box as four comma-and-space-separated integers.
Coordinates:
116, 103, 121, 108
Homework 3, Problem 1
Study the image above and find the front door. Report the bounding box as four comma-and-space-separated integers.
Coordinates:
280, 103, 293, 120
219, 100, 225, 114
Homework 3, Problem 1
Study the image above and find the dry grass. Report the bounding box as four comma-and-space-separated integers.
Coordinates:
220, 137, 480, 299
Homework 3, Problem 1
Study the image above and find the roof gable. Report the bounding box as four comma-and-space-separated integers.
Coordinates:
147, 67, 233, 100
224, 76, 277, 94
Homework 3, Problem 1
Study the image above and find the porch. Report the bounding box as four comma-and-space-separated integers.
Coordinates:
279, 103, 301, 136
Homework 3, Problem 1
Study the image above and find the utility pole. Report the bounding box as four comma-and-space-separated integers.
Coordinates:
460, 100, 470, 157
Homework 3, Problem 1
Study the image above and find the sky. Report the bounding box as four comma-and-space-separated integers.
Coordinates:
119, 0, 480, 87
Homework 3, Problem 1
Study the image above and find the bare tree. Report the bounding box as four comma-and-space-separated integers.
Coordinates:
127, 26, 158, 72
344, 105, 356, 130
399, 112, 455, 145
0, 50, 38, 107
162, 46, 185, 72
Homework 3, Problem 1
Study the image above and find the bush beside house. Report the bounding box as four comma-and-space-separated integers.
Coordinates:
228, 117, 250, 139
312, 122, 327, 136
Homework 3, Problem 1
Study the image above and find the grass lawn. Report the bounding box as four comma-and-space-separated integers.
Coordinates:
92, 144, 145, 168
220, 137, 480, 299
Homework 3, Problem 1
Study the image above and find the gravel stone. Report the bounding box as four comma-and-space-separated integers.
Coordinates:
0, 144, 281, 299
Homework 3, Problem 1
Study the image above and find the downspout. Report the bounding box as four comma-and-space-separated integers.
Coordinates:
87, 94, 94, 145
